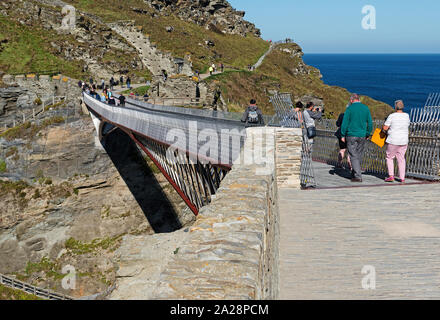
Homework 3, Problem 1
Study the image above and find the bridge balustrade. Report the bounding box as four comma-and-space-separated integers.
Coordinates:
83, 93, 247, 214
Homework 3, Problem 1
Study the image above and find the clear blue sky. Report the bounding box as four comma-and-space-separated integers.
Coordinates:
228, 0, 440, 53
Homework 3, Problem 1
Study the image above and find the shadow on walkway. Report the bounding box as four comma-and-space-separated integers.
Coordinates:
102, 127, 183, 233
314, 161, 419, 188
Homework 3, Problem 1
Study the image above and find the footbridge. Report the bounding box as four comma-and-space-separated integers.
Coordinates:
83, 93, 249, 215
81, 92, 440, 300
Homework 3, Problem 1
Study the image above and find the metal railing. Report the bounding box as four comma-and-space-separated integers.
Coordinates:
424, 93, 440, 108
0, 273, 73, 300
269, 93, 301, 128
128, 95, 202, 107
270, 92, 440, 185
314, 118, 440, 181
1, 96, 66, 130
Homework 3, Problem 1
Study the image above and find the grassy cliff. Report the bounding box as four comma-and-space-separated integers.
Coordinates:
63, 0, 270, 72
206, 43, 393, 119
0, 15, 85, 78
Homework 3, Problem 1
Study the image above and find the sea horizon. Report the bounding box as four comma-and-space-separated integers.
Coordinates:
303, 53, 440, 113
305, 53, 440, 55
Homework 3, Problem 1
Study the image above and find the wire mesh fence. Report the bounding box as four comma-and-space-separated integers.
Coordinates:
271, 92, 440, 184
314, 118, 440, 181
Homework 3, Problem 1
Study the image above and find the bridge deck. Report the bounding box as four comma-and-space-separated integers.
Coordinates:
312, 161, 423, 189
278, 182, 440, 299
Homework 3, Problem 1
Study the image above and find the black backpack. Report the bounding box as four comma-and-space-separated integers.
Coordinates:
247, 107, 259, 123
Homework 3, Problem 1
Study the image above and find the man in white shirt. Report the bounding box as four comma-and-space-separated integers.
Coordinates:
383, 100, 410, 183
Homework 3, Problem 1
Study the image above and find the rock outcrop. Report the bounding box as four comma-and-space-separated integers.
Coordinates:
145, 0, 261, 37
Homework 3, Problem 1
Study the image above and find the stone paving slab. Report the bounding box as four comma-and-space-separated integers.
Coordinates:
278, 183, 440, 299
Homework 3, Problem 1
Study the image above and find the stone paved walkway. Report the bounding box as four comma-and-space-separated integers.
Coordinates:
278, 183, 440, 299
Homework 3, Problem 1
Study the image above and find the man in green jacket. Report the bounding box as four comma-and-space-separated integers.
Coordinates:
341, 94, 373, 182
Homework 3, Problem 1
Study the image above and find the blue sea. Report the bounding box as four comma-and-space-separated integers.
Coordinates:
302, 54, 440, 112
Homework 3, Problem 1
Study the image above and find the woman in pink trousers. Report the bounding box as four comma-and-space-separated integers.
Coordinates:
383, 100, 410, 183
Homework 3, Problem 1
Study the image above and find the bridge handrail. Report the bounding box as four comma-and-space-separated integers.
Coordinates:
83, 93, 247, 166
114, 94, 274, 125
112, 93, 247, 125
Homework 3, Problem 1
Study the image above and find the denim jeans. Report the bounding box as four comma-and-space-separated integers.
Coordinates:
346, 136, 366, 179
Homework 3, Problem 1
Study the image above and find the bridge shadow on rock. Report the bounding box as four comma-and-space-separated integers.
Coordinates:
102, 127, 183, 233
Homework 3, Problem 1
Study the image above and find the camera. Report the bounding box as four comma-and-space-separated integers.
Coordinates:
315, 106, 324, 113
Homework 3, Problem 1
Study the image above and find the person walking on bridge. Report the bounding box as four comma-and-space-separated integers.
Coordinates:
118, 93, 126, 106
341, 94, 373, 183
126, 76, 131, 89
335, 110, 352, 170
383, 100, 410, 183
241, 99, 264, 126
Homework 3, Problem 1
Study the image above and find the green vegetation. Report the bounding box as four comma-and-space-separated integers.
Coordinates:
24, 257, 64, 281
144, 156, 161, 174
0, 15, 86, 78
0, 116, 65, 141
0, 180, 30, 195
123, 85, 150, 96
34, 97, 42, 106
208, 44, 392, 119
64, 0, 269, 71
0, 180, 32, 208
0, 284, 42, 300
0, 159, 6, 173
44, 100, 66, 112
65, 236, 123, 255
32, 188, 41, 199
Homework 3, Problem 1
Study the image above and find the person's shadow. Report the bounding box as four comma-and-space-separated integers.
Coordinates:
329, 165, 353, 180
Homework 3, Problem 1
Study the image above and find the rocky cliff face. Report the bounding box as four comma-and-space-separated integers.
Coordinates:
146, 0, 261, 37
0, 101, 194, 297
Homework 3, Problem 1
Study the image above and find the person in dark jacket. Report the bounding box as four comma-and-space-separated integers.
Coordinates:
241, 99, 264, 126
119, 94, 126, 106
126, 76, 131, 89
335, 111, 352, 170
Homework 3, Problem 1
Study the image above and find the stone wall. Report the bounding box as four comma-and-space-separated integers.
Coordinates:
110, 127, 302, 299
2, 74, 81, 102
275, 128, 303, 189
